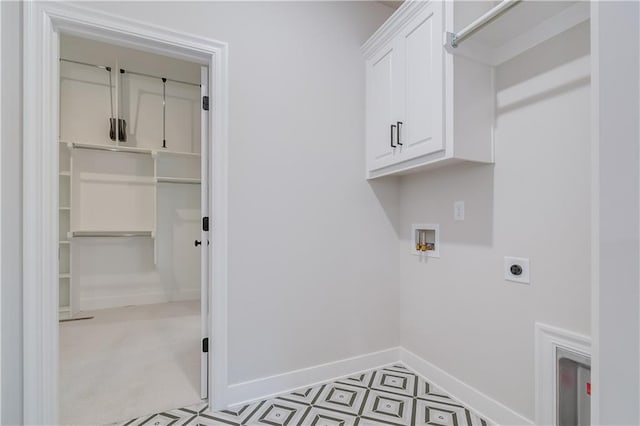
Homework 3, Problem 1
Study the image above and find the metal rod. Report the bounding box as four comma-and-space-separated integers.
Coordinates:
118, 68, 125, 142
450, 0, 522, 48
71, 142, 152, 156
120, 68, 199, 87
108, 67, 114, 131
60, 58, 110, 71
156, 177, 201, 185
59, 316, 94, 323
72, 231, 153, 237
60, 59, 116, 141
162, 78, 167, 149
61, 60, 199, 87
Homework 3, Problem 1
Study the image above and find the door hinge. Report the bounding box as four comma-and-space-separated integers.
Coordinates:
202, 95, 209, 111
202, 216, 209, 232
202, 337, 209, 353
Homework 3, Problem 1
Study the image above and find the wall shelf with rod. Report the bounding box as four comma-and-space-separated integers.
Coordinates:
60, 140, 201, 158
444, 0, 589, 66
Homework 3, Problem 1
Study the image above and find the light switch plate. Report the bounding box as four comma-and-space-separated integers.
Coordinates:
504, 257, 530, 284
454, 201, 465, 221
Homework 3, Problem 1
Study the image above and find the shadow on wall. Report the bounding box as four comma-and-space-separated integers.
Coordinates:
401, 162, 495, 248
368, 176, 402, 237
366, 163, 495, 247
496, 21, 591, 116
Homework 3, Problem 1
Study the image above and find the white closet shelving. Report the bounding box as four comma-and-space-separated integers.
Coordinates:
59, 139, 201, 276
59, 143, 73, 319
58, 46, 202, 317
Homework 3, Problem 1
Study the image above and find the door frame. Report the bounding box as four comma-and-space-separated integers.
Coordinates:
22, 2, 229, 423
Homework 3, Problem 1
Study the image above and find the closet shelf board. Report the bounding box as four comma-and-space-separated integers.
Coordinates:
70, 230, 154, 238
156, 177, 201, 185
59, 140, 200, 158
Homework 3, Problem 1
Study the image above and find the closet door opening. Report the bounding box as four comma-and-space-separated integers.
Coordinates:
57, 34, 210, 425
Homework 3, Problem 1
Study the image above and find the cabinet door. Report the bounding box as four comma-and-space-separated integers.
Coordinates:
365, 42, 397, 172
398, 1, 444, 161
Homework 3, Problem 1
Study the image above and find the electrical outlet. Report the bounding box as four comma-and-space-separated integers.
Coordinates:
504, 257, 530, 284
454, 201, 465, 221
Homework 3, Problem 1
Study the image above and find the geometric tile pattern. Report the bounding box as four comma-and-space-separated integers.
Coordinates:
112, 404, 207, 426
197, 364, 490, 426
114, 365, 490, 426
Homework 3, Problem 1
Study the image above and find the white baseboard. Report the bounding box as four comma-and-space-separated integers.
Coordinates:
221, 346, 532, 425
80, 289, 200, 311
225, 347, 401, 407
399, 347, 533, 426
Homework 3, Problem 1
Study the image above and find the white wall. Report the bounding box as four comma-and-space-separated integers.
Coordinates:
398, 22, 591, 421
73, 1, 399, 385
4, 0, 640, 423
591, 2, 640, 424
1, 1, 23, 424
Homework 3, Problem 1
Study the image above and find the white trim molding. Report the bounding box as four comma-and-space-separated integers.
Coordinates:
0, 1, 3, 420
225, 348, 400, 408
399, 348, 533, 426
534, 323, 591, 426
222, 346, 533, 424
22, 2, 229, 422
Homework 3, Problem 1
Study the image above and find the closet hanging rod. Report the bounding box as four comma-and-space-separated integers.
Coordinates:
448, 0, 522, 48
70, 142, 151, 156
60, 58, 111, 71
59, 59, 199, 87
120, 69, 200, 87
71, 231, 153, 238
156, 177, 201, 185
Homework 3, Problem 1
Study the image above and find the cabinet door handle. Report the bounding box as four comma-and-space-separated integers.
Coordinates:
390, 124, 397, 148
397, 121, 403, 145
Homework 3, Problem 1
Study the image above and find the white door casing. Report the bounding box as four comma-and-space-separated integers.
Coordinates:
200, 65, 210, 400
22, 2, 229, 423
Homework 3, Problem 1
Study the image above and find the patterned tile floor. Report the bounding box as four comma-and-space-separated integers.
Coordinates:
114, 364, 490, 426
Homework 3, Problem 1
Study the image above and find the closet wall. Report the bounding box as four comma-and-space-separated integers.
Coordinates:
59, 35, 203, 314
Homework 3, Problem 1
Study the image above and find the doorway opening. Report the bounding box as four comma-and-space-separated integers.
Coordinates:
57, 34, 210, 424
22, 3, 229, 424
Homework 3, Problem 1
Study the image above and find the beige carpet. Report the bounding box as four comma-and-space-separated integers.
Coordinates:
59, 301, 202, 425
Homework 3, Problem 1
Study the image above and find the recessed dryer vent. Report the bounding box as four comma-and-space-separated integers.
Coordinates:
557, 347, 591, 426
411, 224, 439, 258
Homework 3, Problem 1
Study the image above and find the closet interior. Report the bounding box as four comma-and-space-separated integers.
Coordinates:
58, 34, 206, 424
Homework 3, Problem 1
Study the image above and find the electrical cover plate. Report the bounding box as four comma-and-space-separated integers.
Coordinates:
504, 256, 530, 284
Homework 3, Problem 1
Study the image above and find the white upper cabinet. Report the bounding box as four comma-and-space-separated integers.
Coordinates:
366, 41, 397, 171
363, 0, 493, 179
396, 4, 443, 162
363, 0, 589, 179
